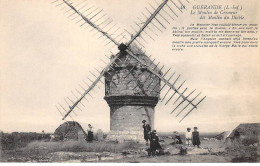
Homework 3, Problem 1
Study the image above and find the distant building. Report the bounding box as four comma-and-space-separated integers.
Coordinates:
226, 123, 260, 145
227, 123, 260, 138
54, 121, 87, 141
212, 131, 230, 141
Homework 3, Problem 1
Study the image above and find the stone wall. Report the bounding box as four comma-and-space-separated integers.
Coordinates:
106, 106, 154, 142
104, 52, 161, 142
106, 130, 145, 142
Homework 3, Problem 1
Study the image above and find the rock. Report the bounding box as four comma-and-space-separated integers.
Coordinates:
126, 154, 134, 158
100, 153, 123, 161
187, 148, 210, 155
96, 129, 104, 141
85, 152, 96, 156
179, 146, 187, 155
38, 159, 50, 162
97, 155, 102, 161
207, 147, 225, 153
121, 151, 131, 156
101, 152, 111, 156
49, 152, 87, 162
84, 157, 99, 162
164, 147, 180, 155
139, 149, 148, 157
63, 159, 81, 163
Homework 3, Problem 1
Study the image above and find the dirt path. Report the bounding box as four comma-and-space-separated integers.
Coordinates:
1, 139, 258, 162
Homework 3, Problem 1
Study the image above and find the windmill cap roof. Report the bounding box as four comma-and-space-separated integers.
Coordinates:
110, 42, 162, 74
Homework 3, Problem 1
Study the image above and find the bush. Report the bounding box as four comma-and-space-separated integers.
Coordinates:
226, 137, 260, 162
242, 137, 259, 146
1, 132, 50, 150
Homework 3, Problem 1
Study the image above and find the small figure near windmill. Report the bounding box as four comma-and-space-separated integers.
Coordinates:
86, 124, 94, 142
142, 120, 151, 145
192, 127, 201, 148
185, 127, 192, 146
149, 130, 163, 156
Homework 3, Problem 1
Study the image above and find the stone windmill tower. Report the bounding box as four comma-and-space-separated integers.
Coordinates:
53, 0, 206, 142
104, 45, 162, 142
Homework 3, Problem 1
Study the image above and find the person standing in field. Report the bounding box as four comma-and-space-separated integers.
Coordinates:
87, 124, 94, 142
192, 127, 201, 148
142, 120, 151, 146
185, 128, 192, 146
41, 130, 45, 140
149, 130, 162, 156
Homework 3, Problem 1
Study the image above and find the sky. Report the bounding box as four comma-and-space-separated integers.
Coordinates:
0, 0, 259, 133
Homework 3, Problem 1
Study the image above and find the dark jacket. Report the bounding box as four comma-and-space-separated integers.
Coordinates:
150, 132, 162, 151
143, 124, 151, 134
143, 124, 151, 141
192, 131, 200, 146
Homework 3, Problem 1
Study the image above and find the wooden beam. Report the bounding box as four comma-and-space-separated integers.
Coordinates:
127, 0, 168, 47
62, 52, 121, 120
62, 0, 119, 47
125, 49, 197, 108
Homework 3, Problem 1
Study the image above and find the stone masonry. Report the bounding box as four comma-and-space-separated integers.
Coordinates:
104, 44, 161, 142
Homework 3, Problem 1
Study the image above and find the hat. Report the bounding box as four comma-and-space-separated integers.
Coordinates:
187, 128, 191, 130
88, 124, 92, 126
142, 120, 146, 123
194, 127, 198, 129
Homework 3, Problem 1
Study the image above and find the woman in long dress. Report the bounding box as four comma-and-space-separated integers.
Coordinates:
87, 124, 94, 142
192, 127, 201, 148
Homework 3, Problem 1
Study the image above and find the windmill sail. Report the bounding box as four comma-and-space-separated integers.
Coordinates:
61, 0, 120, 47
126, 0, 169, 47
62, 52, 121, 120
52, 0, 206, 122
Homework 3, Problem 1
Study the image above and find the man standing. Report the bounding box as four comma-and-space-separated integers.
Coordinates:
185, 128, 192, 146
142, 120, 151, 145
192, 127, 201, 148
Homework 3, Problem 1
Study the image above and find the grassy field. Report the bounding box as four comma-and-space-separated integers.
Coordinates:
23, 140, 140, 154
1, 131, 259, 163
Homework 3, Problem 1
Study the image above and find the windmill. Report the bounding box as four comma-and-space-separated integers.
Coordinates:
52, 0, 206, 142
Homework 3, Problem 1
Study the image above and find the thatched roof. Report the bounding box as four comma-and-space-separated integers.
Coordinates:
212, 131, 230, 140
227, 123, 260, 138
54, 121, 87, 141
108, 42, 162, 74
